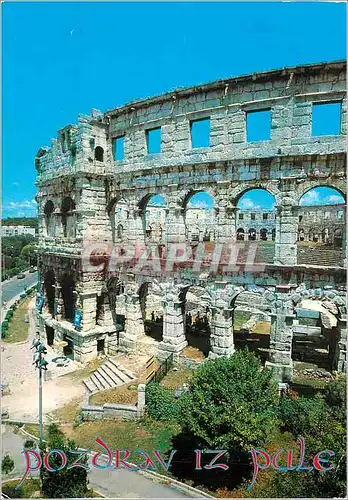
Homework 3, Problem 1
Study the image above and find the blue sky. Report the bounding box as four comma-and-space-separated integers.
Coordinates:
2, 2, 346, 218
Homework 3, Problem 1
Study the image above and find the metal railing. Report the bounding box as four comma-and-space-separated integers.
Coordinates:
146, 353, 174, 385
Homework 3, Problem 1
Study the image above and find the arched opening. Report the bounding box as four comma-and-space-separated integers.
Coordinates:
44, 200, 55, 237
233, 290, 270, 365
334, 228, 343, 248
298, 186, 345, 266
139, 282, 163, 342
61, 197, 76, 238
95, 146, 104, 162
44, 270, 55, 315
291, 297, 335, 372
236, 228, 245, 241
117, 224, 123, 240
109, 199, 128, 242
61, 274, 76, 321
298, 229, 305, 242
184, 191, 215, 242
260, 228, 268, 241
106, 279, 126, 333
140, 194, 166, 243
181, 286, 211, 358
236, 189, 276, 261
248, 228, 256, 241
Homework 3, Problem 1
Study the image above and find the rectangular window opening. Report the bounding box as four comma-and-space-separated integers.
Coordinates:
113, 136, 125, 161
190, 118, 210, 148
246, 109, 271, 142
263, 213, 268, 220
239, 213, 244, 220
146, 127, 161, 154
312, 102, 342, 137
250, 213, 256, 220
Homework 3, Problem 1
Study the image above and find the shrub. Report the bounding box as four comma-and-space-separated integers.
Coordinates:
180, 349, 279, 452
24, 439, 35, 449
146, 382, 180, 422
2, 454, 15, 474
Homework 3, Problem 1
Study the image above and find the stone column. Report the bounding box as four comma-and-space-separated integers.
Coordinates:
80, 292, 97, 331
215, 200, 237, 243
166, 198, 186, 243
209, 305, 234, 359
127, 207, 144, 243
274, 193, 298, 266
119, 285, 145, 352
333, 316, 347, 373
96, 293, 114, 329
206, 282, 242, 359
54, 284, 64, 320
158, 284, 187, 356
265, 285, 295, 382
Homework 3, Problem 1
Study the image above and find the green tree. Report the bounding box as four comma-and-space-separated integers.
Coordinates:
19, 243, 37, 267
2, 454, 15, 474
180, 350, 279, 452
40, 424, 89, 498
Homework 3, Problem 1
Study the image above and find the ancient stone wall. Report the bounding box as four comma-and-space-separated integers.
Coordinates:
35, 61, 347, 376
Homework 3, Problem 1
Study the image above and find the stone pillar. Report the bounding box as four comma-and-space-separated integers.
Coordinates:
215, 200, 237, 243
209, 305, 234, 359
54, 284, 64, 320
96, 293, 114, 329
265, 285, 295, 382
158, 285, 187, 356
333, 316, 347, 373
166, 198, 186, 243
137, 384, 146, 417
127, 207, 144, 243
274, 192, 298, 266
119, 285, 145, 352
80, 292, 97, 331
206, 282, 242, 359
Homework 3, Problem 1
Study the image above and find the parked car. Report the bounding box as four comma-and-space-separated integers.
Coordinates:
16, 273, 26, 279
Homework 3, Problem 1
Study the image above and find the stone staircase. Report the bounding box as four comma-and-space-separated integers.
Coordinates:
83, 358, 136, 394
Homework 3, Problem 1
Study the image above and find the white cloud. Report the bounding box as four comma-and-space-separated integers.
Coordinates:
188, 200, 210, 209
3, 199, 38, 218
326, 194, 343, 204
238, 198, 261, 210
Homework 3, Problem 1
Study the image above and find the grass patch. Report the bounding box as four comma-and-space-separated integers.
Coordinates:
23, 423, 45, 439
160, 366, 194, 389
2, 478, 41, 498
64, 418, 180, 459
3, 297, 31, 343
90, 381, 138, 406
52, 396, 84, 422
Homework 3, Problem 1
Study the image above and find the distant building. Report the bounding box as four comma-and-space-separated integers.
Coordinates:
1, 225, 36, 237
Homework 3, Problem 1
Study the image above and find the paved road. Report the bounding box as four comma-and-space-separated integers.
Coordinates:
2, 272, 38, 303
1, 425, 194, 498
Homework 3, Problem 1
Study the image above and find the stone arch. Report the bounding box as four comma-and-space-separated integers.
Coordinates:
248, 228, 256, 241
182, 190, 215, 242
95, 146, 104, 162
231, 183, 280, 206
61, 197, 76, 237
260, 228, 268, 241
44, 200, 55, 237
139, 194, 166, 243
237, 228, 245, 241
179, 284, 212, 357
108, 198, 129, 242
138, 280, 163, 341
61, 274, 76, 321
297, 183, 346, 204
44, 269, 55, 315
